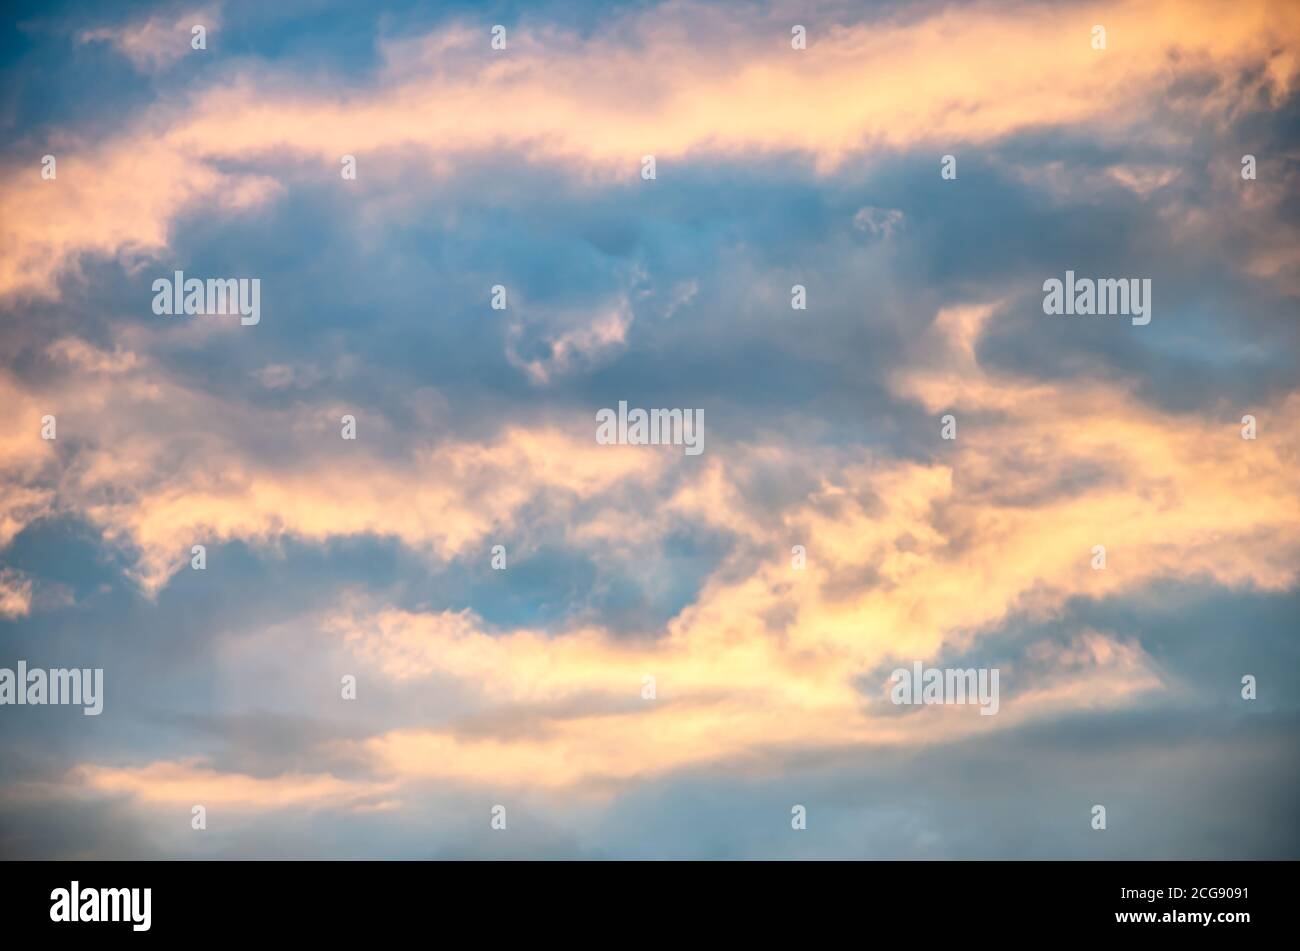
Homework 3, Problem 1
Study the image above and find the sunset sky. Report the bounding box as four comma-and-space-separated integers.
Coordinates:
1, 0, 1298, 859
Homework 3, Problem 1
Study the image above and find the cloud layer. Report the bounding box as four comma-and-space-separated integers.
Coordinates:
1, 0, 1297, 858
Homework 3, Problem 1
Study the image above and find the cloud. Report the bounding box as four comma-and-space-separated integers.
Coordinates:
0, 567, 34, 619
77, 7, 222, 74
283, 297, 1294, 789
4, 0, 1295, 300
852, 205, 904, 238
506, 298, 634, 384
71, 757, 395, 811
2, 0, 1297, 858
2, 335, 675, 593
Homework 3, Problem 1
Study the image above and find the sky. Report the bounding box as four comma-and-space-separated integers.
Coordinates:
0, 0, 1297, 859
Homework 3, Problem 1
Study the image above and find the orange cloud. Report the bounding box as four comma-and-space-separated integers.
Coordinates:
296, 296, 1296, 790
0, 568, 33, 619
72, 758, 395, 811
1, 337, 672, 592
3, 0, 1295, 299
